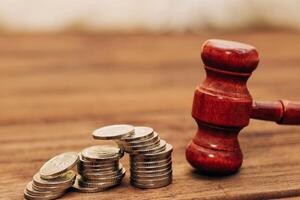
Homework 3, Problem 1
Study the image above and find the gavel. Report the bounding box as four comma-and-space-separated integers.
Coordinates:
186, 39, 300, 175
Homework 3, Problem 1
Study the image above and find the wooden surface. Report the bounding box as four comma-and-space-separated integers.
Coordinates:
0, 31, 300, 200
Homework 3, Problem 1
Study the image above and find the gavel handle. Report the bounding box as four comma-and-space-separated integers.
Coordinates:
251, 100, 300, 125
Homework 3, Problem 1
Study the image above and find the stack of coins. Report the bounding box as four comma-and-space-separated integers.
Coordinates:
73, 145, 126, 193
24, 152, 79, 200
129, 143, 173, 189
118, 127, 161, 154
93, 124, 173, 189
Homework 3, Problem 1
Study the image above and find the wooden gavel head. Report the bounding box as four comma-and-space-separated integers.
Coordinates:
186, 39, 259, 175
186, 39, 300, 175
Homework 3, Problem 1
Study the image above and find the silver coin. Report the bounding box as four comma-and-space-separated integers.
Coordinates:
131, 143, 172, 160
121, 127, 154, 142
79, 177, 123, 188
131, 165, 172, 175
124, 133, 159, 146
125, 139, 160, 151
130, 161, 172, 171
130, 140, 166, 155
24, 183, 65, 200
78, 169, 125, 188
78, 168, 120, 176
130, 172, 172, 182
130, 176, 172, 189
31, 181, 69, 192
78, 163, 119, 170
77, 162, 119, 171
33, 170, 76, 188
81, 145, 123, 161
81, 165, 124, 180
130, 156, 172, 167
131, 169, 172, 179
39, 152, 79, 180
72, 177, 110, 193
131, 154, 171, 163
25, 182, 64, 196
92, 124, 134, 140
79, 154, 121, 164
81, 168, 126, 183
78, 162, 119, 169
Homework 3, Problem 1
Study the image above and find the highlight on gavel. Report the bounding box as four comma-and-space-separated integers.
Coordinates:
186, 39, 300, 176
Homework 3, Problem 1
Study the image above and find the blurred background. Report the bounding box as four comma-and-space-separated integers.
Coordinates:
1, 1, 300, 199
0, 0, 300, 33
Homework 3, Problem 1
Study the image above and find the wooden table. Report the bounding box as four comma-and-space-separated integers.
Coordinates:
1, 31, 300, 200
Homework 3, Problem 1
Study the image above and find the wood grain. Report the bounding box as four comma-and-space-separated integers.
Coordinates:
0, 31, 300, 200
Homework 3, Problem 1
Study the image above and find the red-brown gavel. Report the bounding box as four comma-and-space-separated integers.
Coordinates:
186, 39, 300, 175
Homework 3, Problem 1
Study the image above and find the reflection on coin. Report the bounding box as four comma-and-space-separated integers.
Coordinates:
39, 152, 79, 180
122, 127, 154, 142
131, 139, 166, 155
92, 124, 134, 140
33, 171, 76, 188
81, 145, 123, 161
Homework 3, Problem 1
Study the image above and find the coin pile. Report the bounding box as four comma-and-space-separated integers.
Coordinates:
74, 145, 126, 193
24, 152, 79, 200
93, 124, 173, 189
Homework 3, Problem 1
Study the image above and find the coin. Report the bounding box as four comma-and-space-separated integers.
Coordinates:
92, 124, 134, 140
31, 182, 69, 192
72, 177, 109, 193
122, 127, 154, 142
81, 145, 123, 161
124, 139, 160, 151
130, 176, 172, 189
132, 143, 172, 160
78, 169, 125, 188
82, 165, 124, 180
130, 139, 166, 154
124, 132, 159, 146
77, 165, 120, 173
131, 156, 171, 165
131, 162, 172, 171
26, 182, 62, 196
131, 166, 172, 176
24, 182, 65, 200
39, 152, 79, 180
131, 169, 172, 179
33, 170, 76, 188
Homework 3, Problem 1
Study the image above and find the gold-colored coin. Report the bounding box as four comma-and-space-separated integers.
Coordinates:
39, 152, 79, 180
92, 124, 134, 140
